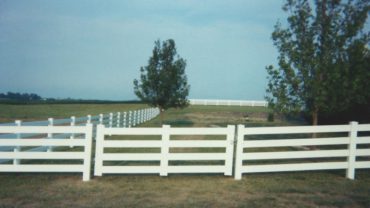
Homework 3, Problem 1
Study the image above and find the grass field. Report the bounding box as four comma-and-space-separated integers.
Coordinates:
0, 104, 369, 208
0, 103, 148, 123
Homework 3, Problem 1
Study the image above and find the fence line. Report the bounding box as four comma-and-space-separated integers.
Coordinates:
94, 124, 235, 177
0, 120, 369, 181
0, 124, 93, 181
0, 107, 160, 128
234, 122, 370, 180
189, 99, 268, 107
0, 107, 160, 163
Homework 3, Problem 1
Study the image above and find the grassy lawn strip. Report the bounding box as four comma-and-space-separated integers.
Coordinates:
0, 104, 369, 207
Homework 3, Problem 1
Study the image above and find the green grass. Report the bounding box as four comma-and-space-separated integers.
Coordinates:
0, 171, 369, 208
0, 104, 369, 208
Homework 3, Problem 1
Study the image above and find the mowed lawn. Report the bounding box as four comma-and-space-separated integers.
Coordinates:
0, 104, 369, 208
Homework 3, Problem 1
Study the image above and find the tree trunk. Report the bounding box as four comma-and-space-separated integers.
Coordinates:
312, 108, 319, 142
312, 109, 319, 126
159, 108, 164, 125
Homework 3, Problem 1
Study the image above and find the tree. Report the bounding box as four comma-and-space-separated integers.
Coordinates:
266, 0, 370, 125
0, 92, 42, 101
133, 39, 190, 121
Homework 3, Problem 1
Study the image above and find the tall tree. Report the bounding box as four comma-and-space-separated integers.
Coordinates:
133, 39, 190, 120
266, 0, 369, 125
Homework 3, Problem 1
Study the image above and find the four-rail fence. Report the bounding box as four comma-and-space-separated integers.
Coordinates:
0, 120, 369, 181
0, 107, 160, 164
0, 124, 93, 181
94, 125, 235, 177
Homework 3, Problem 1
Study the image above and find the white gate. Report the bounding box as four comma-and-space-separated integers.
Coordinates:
94, 125, 235, 177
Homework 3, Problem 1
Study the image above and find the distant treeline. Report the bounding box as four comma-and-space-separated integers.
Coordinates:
0, 92, 142, 105
0, 92, 42, 101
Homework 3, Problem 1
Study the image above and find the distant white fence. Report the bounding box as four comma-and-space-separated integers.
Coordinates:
0, 124, 93, 181
189, 99, 268, 107
234, 122, 370, 180
94, 125, 235, 177
0, 107, 160, 129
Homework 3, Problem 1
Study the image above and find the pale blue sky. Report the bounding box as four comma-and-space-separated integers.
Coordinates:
0, 0, 287, 100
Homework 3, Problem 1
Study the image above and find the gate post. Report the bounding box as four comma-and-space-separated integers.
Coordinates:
225, 125, 235, 176
346, 121, 358, 180
234, 125, 245, 180
94, 124, 105, 176
83, 123, 93, 181
160, 125, 170, 176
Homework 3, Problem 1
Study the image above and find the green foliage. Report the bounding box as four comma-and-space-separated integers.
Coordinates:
0, 92, 42, 101
133, 39, 190, 111
266, 0, 370, 124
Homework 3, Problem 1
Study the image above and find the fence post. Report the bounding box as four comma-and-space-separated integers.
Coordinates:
346, 121, 358, 180
47, 118, 54, 152
83, 123, 93, 181
87, 115, 91, 124
160, 125, 170, 176
234, 125, 244, 180
146, 108, 149, 121
121, 112, 124, 127
138, 109, 143, 124
143, 109, 146, 122
109, 113, 113, 128
13, 120, 22, 165
123, 112, 127, 127
99, 114, 103, 125
70, 116, 76, 148
225, 125, 235, 176
133, 110, 136, 126
128, 111, 132, 127
140, 109, 144, 123
117, 112, 121, 127
94, 124, 105, 177
137, 110, 141, 124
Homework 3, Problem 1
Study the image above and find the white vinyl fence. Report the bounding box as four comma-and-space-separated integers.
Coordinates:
94, 125, 235, 177
0, 107, 160, 163
0, 107, 160, 129
189, 99, 268, 107
234, 122, 370, 180
0, 119, 369, 181
0, 124, 93, 181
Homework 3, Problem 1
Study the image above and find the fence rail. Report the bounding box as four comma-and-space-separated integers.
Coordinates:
94, 124, 235, 177
189, 99, 268, 107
